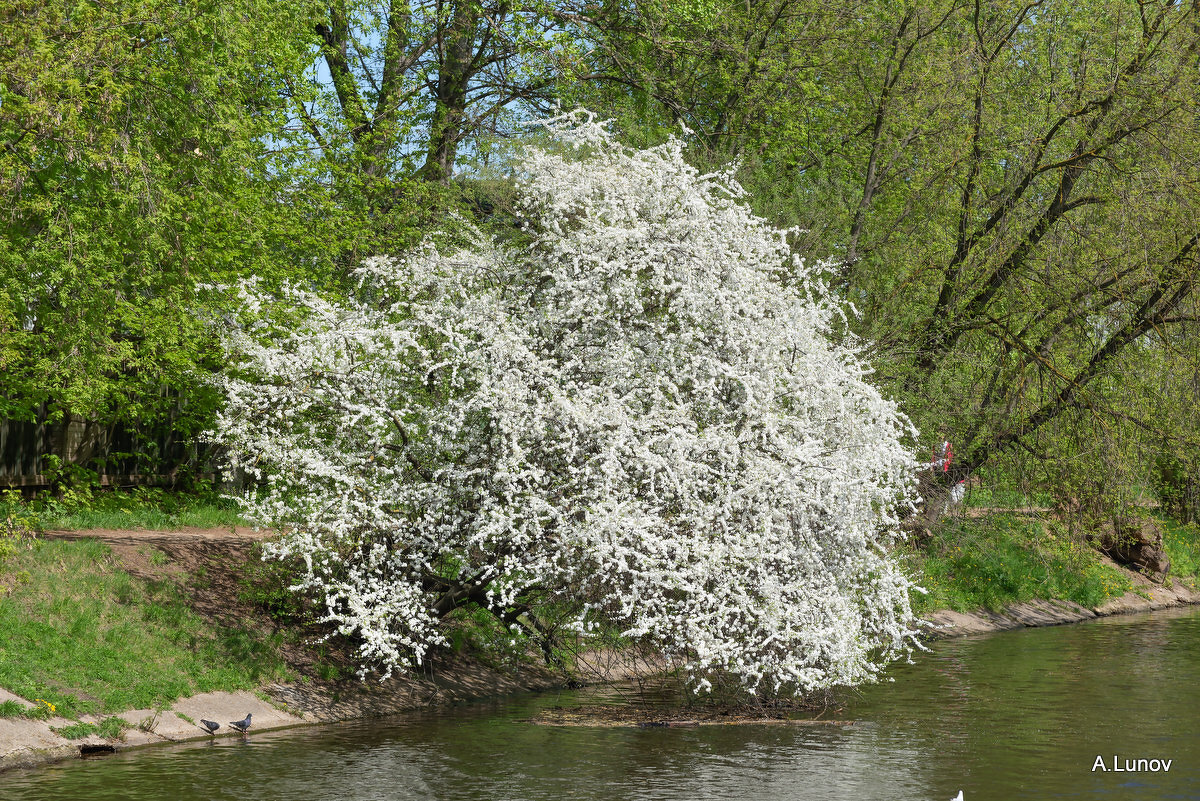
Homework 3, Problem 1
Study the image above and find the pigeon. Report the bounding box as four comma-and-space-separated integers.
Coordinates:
229, 713, 252, 734
199, 719, 220, 736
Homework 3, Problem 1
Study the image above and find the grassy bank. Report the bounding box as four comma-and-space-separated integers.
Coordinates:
3, 488, 1200, 734
0, 536, 291, 722
906, 512, 1200, 616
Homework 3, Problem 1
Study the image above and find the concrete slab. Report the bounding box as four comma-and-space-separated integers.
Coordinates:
924, 610, 1000, 636
1094, 593, 1154, 616
1, 687, 314, 772
168, 690, 309, 738
110, 708, 197, 744
0, 689, 35, 710
0, 717, 75, 772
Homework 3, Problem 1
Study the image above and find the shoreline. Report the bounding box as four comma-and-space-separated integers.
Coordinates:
0, 648, 664, 774
923, 555, 1200, 638
3, 548, 1199, 774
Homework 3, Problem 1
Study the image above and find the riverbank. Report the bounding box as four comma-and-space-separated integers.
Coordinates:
0, 526, 660, 773
2, 522, 1200, 774
0, 652, 583, 772
0, 633, 661, 772
924, 552, 1200, 637
4, 563, 1195, 772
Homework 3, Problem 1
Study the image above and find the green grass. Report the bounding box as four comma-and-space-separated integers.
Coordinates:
99, 715, 129, 738
0, 486, 245, 534
53, 717, 128, 740
2, 490, 38, 564
0, 699, 25, 717
1161, 517, 1200, 585
0, 538, 290, 714
51, 722, 96, 740
18, 698, 60, 719
235, 545, 312, 622
962, 485, 1054, 509
906, 514, 1131, 615
38, 487, 244, 531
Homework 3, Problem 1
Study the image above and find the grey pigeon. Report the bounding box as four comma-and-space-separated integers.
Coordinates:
229, 713, 252, 734
200, 719, 220, 736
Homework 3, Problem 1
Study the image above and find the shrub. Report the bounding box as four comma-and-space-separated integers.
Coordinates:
211, 112, 920, 695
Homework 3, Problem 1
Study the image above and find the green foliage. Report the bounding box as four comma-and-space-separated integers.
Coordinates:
0, 0, 345, 467
20, 697, 63, 720
51, 722, 90, 739
439, 596, 618, 677
1, 490, 39, 565
0, 538, 289, 713
442, 603, 540, 671
445, 604, 517, 654
909, 515, 1131, 615
961, 484, 1054, 511
236, 545, 310, 623
1, 0, 545, 484
54, 717, 127, 741
1, 0, 1196, 652
1161, 518, 1200, 583
0, 486, 243, 533
573, 0, 1200, 495
98, 716, 128, 739
313, 658, 344, 683
0, 699, 25, 717
1153, 453, 1200, 525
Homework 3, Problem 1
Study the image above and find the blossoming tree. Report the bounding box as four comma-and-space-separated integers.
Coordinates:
211, 112, 921, 694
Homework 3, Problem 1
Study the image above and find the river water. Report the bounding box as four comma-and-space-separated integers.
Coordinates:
7, 606, 1200, 800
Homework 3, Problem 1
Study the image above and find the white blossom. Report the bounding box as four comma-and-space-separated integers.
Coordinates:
209, 110, 922, 693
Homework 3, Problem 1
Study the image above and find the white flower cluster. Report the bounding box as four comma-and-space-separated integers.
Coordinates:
211, 110, 922, 692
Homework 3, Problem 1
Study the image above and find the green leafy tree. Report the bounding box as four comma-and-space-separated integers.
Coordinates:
288, 0, 583, 182
263, 0, 597, 278
0, 0, 324, 471
573, 0, 1200, 508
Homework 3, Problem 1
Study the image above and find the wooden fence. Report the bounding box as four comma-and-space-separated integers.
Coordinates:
0, 412, 215, 490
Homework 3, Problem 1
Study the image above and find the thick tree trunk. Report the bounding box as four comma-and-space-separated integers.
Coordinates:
418, 1, 478, 182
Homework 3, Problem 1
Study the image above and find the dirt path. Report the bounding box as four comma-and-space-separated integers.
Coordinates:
42, 526, 271, 576
42, 526, 271, 573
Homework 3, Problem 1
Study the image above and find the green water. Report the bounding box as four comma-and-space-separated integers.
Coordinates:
7, 606, 1200, 800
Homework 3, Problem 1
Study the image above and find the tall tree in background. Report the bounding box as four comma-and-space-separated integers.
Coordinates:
272, 0, 587, 276
291, 0, 579, 183
0, 0, 318, 469
839, 0, 1200, 490
0, 0, 587, 479
4, 0, 1197, 508
557, 0, 857, 162
573, 0, 1200, 510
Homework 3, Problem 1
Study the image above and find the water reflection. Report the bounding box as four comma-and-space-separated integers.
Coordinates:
7, 606, 1200, 800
